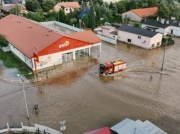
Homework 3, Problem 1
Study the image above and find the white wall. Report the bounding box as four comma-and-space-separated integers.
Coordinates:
149, 33, 163, 49
169, 26, 180, 37
9, 44, 33, 69
122, 11, 142, 22
118, 31, 152, 49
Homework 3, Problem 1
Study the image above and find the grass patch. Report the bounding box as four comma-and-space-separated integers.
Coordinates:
0, 50, 30, 74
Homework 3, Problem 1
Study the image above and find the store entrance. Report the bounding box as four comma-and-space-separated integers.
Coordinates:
62, 52, 73, 62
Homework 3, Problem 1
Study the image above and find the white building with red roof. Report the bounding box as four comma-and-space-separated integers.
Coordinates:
54, 2, 80, 14
122, 7, 158, 22
0, 14, 101, 72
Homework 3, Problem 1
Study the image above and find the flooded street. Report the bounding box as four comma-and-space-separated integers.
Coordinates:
0, 37, 180, 134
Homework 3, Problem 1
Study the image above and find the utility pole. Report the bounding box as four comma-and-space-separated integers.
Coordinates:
22, 84, 29, 119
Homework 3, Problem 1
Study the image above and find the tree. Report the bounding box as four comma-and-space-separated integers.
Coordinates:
82, 14, 89, 27
41, 0, 55, 12
9, 5, 20, 15
95, 3, 101, 26
31, 9, 44, 22
25, 0, 41, 12
88, 0, 95, 29
157, 3, 170, 19
0, 34, 8, 47
148, 0, 158, 7
115, 2, 126, 14
58, 8, 67, 23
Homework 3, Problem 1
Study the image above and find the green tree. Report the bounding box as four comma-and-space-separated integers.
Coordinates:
31, 9, 44, 22
82, 14, 89, 27
157, 3, 170, 19
88, 0, 95, 29
0, 34, 8, 47
133, 22, 140, 27
9, 5, 20, 15
58, 8, 67, 23
25, 0, 41, 12
41, 0, 55, 12
148, 0, 158, 7
115, 2, 126, 14
95, 3, 101, 26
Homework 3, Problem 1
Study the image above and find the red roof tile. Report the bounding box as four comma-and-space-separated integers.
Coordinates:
57, 2, 80, 8
67, 30, 102, 44
0, 14, 63, 58
131, 7, 158, 17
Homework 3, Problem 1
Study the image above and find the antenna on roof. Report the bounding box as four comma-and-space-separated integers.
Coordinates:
18, 20, 21, 23
46, 33, 49, 36
29, 25, 32, 28
48, 30, 52, 32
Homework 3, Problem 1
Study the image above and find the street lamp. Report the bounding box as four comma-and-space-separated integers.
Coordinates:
17, 72, 32, 119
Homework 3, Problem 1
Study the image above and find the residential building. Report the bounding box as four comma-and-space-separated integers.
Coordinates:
54, 2, 80, 14
122, 7, 158, 22
1, 4, 28, 14
111, 118, 167, 134
0, 14, 101, 72
117, 25, 163, 49
142, 17, 180, 37
0, 0, 25, 6
94, 26, 117, 40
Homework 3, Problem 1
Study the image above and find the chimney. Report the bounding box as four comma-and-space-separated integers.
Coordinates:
160, 18, 165, 24
171, 16, 176, 20
156, 17, 159, 21
166, 20, 169, 24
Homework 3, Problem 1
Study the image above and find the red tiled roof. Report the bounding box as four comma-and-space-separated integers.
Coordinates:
67, 30, 102, 44
83, 127, 111, 134
0, 14, 63, 58
57, 2, 80, 8
131, 7, 158, 17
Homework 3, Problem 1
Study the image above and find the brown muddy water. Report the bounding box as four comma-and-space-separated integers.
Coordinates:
0, 38, 180, 134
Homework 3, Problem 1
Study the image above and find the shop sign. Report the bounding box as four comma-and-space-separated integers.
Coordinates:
59, 41, 69, 48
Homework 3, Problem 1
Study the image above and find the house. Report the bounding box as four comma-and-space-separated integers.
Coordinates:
1, 4, 28, 14
122, 7, 158, 22
0, 14, 101, 72
83, 127, 111, 134
110, 118, 167, 134
117, 25, 163, 49
0, 0, 25, 6
94, 26, 117, 40
142, 17, 180, 37
54, 2, 80, 14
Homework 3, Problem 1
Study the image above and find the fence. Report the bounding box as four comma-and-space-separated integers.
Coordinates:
0, 123, 62, 134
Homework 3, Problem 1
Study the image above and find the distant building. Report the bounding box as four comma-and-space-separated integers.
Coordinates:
122, 7, 158, 22
142, 17, 180, 37
1, 4, 28, 14
54, 2, 80, 14
0, 0, 26, 6
0, 14, 101, 72
117, 25, 163, 49
111, 118, 168, 134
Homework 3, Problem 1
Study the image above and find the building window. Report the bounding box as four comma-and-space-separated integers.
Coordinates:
127, 39, 131, 43
151, 44, 154, 47
138, 36, 141, 39
157, 42, 161, 46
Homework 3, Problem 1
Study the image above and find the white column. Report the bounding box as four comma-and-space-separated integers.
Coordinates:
89, 46, 91, 56
73, 50, 76, 60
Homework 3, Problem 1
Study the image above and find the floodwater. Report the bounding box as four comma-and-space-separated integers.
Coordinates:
0, 37, 180, 134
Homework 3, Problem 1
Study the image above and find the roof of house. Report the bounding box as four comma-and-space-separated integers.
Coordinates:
0, 14, 63, 58
101, 26, 115, 30
78, 8, 90, 19
57, 2, 80, 8
67, 30, 102, 44
142, 19, 180, 28
1, 4, 26, 12
3, 0, 21, 4
118, 25, 158, 37
130, 7, 158, 18
83, 127, 111, 134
